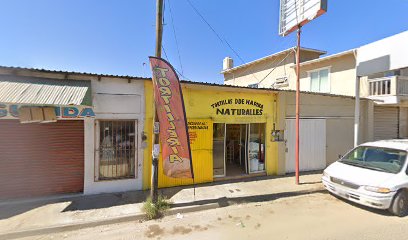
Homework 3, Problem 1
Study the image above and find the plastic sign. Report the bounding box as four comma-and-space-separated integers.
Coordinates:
149, 57, 194, 179
0, 104, 95, 119
279, 0, 327, 36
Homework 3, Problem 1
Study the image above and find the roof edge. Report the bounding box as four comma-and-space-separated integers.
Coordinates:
221, 47, 327, 74
0, 65, 150, 80
298, 49, 357, 67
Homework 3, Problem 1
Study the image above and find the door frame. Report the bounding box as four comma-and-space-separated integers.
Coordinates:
213, 123, 227, 178
213, 123, 267, 178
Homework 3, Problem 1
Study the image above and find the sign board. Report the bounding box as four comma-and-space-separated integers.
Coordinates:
210, 98, 264, 116
279, 0, 327, 36
0, 104, 95, 120
149, 57, 194, 179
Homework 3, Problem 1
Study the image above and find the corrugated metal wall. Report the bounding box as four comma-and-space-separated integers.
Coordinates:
158, 119, 213, 188
0, 120, 84, 200
374, 106, 399, 140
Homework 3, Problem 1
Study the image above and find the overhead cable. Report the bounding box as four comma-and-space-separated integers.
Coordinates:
167, 0, 184, 75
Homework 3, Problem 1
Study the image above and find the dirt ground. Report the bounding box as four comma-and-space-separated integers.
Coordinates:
13, 191, 408, 240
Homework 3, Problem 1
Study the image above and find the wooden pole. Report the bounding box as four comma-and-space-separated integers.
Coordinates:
295, 27, 301, 185
151, 0, 164, 204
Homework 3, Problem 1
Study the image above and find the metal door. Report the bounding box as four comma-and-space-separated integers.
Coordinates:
374, 106, 399, 140
285, 119, 326, 173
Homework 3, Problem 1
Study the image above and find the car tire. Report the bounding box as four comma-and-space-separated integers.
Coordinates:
389, 190, 408, 217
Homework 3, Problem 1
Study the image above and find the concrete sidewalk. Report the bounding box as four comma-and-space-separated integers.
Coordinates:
0, 172, 324, 239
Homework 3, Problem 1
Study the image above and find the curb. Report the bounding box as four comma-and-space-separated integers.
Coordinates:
0, 203, 220, 240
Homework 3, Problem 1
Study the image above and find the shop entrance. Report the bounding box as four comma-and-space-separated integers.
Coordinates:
213, 123, 265, 178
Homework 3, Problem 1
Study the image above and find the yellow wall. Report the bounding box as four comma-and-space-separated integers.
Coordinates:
143, 81, 278, 189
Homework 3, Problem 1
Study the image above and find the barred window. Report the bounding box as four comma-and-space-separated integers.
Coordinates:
97, 120, 136, 180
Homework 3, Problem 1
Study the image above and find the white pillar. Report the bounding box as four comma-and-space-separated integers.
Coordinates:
354, 76, 360, 147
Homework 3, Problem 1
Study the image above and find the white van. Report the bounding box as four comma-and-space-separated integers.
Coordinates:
322, 140, 408, 217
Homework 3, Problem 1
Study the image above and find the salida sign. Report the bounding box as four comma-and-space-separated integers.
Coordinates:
0, 104, 95, 119
211, 98, 264, 116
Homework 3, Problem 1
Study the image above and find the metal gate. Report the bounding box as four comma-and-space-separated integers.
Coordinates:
0, 120, 84, 200
285, 119, 326, 173
374, 106, 399, 140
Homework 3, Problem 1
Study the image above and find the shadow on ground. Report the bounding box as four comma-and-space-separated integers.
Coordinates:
0, 170, 322, 220
171, 189, 327, 209
328, 192, 395, 217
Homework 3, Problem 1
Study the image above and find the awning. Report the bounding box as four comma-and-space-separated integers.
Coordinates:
0, 75, 92, 106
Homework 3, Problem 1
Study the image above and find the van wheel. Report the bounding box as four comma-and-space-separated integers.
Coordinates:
389, 190, 408, 217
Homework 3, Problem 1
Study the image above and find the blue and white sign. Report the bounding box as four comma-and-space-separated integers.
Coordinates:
0, 104, 95, 119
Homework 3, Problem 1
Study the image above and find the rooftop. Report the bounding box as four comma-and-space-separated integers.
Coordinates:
0, 65, 360, 101
298, 49, 356, 67
0, 65, 150, 80
221, 47, 326, 74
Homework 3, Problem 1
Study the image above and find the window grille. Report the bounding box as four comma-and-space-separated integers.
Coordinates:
97, 120, 136, 180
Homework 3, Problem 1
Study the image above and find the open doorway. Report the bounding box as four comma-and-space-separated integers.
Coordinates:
212, 123, 266, 178
225, 124, 247, 176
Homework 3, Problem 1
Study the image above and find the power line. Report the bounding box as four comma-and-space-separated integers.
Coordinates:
167, 0, 184, 75
186, 0, 262, 83
185, 0, 246, 65
162, 45, 191, 81
257, 48, 295, 85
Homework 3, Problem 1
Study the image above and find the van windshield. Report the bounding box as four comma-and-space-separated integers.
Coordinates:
339, 146, 407, 174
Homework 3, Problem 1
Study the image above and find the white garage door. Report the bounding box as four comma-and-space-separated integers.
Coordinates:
374, 106, 399, 140
285, 119, 326, 173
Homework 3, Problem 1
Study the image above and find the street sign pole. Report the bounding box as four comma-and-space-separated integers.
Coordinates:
279, 0, 327, 185
295, 27, 301, 185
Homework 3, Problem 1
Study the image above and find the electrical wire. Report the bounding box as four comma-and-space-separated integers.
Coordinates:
185, 0, 245, 65
186, 0, 262, 82
167, 0, 184, 75
162, 45, 192, 81
257, 48, 295, 85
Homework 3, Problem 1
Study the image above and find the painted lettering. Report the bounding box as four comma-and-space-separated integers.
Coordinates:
167, 138, 181, 146
161, 95, 171, 104
155, 66, 184, 165
79, 108, 96, 117
167, 129, 178, 138
63, 107, 79, 118
155, 67, 169, 78
166, 112, 174, 121
0, 104, 7, 118
159, 86, 171, 95
158, 77, 171, 86
164, 105, 171, 113
169, 154, 182, 163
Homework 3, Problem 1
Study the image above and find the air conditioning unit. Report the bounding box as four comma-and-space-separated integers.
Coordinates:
273, 76, 288, 87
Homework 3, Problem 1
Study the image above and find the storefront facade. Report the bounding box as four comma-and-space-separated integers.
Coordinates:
0, 74, 94, 200
143, 81, 279, 189
0, 68, 147, 199
83, 75, 146, 194
0, 66, 372, 198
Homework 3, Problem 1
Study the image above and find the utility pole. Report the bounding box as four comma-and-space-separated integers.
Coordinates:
295, 27, 301, 185
151, 0, 164, 204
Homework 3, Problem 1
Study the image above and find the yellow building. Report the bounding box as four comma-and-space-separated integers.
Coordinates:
143, 81, 280, 189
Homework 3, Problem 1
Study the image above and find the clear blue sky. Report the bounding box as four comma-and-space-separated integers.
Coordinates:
0, 0, 407, 83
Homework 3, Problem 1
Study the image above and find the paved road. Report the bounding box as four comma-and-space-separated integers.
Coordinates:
16, 192, 408, 240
